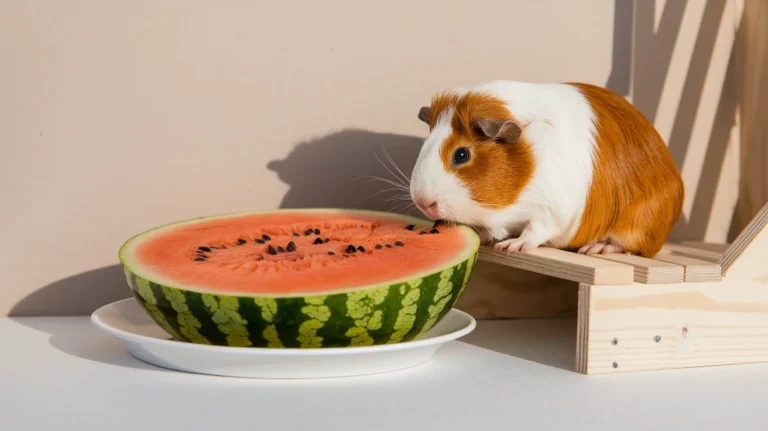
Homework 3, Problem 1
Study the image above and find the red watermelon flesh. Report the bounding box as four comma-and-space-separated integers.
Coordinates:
122, 209, 476, 296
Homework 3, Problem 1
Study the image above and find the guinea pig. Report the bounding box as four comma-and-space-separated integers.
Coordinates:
409, 80, 684, 257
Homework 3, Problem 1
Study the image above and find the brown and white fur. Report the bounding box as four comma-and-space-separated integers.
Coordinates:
409, 81, 684, 257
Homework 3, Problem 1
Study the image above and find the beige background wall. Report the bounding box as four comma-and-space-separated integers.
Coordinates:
0, 0, 748, 317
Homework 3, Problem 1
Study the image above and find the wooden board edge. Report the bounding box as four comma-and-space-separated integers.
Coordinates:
593, 254, 685, 284
478, 246, 635, 286
575, 283, 591, 374
719, 202, 768, 278
652, 254, 722, 282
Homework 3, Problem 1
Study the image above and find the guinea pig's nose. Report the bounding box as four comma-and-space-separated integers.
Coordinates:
414, 197, 440, 219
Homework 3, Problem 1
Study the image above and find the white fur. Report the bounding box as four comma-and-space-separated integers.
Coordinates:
410, 80, 597, 250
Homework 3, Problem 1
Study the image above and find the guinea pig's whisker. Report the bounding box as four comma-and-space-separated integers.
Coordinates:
389, 201, 413, 214
360, 176, 409, 191
380, 146, 411, 186
382, 192, 412, 201
383, 196, 412, 203
373, 152, 409, 189
352, 187, 408, 205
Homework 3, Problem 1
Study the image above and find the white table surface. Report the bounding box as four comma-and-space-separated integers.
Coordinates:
2, 317, 767, 431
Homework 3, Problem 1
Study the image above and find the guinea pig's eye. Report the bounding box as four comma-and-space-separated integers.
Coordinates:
452, 147, 470, 166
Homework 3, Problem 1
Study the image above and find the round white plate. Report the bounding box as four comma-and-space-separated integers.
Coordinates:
91, 298, 476, 379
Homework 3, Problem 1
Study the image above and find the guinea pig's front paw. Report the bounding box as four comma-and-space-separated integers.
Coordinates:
493, 237, 540, 253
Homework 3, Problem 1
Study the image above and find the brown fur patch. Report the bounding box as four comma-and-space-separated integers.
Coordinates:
566, 83, 684, 257
427, 91, 535, 209
423, 92, 459, 130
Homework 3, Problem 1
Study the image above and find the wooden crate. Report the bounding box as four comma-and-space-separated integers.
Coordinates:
476, 203, 768, 375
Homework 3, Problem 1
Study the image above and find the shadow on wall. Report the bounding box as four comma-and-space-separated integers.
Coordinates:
268, 129, 424, 212
609, 0, 742, 242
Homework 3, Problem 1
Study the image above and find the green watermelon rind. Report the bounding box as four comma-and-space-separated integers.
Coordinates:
124, 251, 478, 348
119, 209, 480, 348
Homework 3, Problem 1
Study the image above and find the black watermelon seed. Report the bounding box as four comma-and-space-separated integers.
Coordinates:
327, 251, 335, 255
375, 244, 383, 249
430, 228, 439, 234
256, 254, 264, 261
343, 254, 349, 258
313, 238, 324, 245
357, 246, 365, 252
255, 239, 265, 244
404, 224, 415, 230
194, 257, 205, 262
292, 232, 300, 237
277, 246, 284, 253
314, 228, 320, 235
394, 241, 404, 247
345, 245, 357, 254
419, 231, 426, 235
385, 244, 392, 248
324, 238, 330, 243
267, 245, 277, 255
304, 229, 313, 236
197, 246, 211, 252
237, 238, 247, 245
286, 241, 296, 252
433, 219, 445, 228
262, 234, 271, 241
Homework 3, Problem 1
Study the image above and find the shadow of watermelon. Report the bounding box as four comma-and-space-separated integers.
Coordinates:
9, 265, 164, 371
10, 265, 130, 317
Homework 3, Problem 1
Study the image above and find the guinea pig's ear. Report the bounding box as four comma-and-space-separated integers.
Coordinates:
475, 119, 522, 144
418, 106, 432, 124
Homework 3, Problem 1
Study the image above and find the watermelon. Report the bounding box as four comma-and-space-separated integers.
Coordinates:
118, 209, 480, 348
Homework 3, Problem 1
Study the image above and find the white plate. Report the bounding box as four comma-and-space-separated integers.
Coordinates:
91, 298, 476, 379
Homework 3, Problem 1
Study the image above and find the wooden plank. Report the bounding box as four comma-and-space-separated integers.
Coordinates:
593, 254, 684, 284
652, 254, 722, 282
575, 284, 590, 374
679, 241, 730, 254
719, 202, 768, 281
659, 243, 723, 262
478, 246, 634, 286
579, 279, 768, 375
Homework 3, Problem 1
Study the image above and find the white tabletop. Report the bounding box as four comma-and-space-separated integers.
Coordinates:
2, 317, 767, 431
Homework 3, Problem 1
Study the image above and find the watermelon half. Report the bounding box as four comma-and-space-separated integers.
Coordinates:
118, 209, 480, 348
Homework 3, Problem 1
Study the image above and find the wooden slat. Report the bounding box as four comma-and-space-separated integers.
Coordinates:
679, 241, 730, 254
659, 243, 723, 262
478, 246, 634, 286
579, 280, 768, 375
593, 254, 684, 284
719, 202, 768, 279
652, 254, 722, 282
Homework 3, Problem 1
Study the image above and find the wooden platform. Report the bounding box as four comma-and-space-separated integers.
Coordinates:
479, 242, 723, 286
476, 203, 768, 375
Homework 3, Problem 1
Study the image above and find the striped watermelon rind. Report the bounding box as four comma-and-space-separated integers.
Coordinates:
119, 209, 480, 348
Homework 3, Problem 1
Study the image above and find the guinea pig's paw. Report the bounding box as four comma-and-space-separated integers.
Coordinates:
493, 237, 540, 253
577, 242, 625, 255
